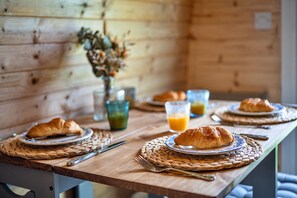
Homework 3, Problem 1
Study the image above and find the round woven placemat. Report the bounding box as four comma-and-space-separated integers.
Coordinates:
0, 129, 112, 160
134, 101, 165, 112
215, 106, 297, 125
141, 136, 262, 171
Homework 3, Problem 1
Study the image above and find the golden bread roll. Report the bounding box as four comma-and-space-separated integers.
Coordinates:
239, 98, 275, 112
174, 126, 234, 149
176, 91, 186, 101
153, 91, 186, 102
26, 118, 84, 138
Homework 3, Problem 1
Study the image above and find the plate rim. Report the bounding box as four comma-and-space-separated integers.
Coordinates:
165, 134, 246, 156
18, 128, 93, 146
146, 99, 165, 106
228, 103, 285, 116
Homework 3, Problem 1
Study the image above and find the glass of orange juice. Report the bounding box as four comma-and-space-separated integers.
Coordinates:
165, 101, 190, 133
187, 90, 210, 118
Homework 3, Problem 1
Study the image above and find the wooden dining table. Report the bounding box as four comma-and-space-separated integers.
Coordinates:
0, 101, 296, 198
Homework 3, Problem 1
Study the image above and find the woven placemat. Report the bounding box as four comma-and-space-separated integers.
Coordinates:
215, 106, 297, 125
141, 136, 262, 171
0, 129, 112, 160
134, 101, 165, 112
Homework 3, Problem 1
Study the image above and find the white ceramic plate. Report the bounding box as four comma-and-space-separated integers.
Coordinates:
18, 128, 93, 146
165, 134, 246, 156
228, 103, 285, 116
146, 99, 166, 107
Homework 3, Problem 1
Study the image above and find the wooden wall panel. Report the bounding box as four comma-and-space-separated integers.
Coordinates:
0, 0, 104, 18
0, 17, 104, 44
0, 0, 193, 135
188, 0, 281, 102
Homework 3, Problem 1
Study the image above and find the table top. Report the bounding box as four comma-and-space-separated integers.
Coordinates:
54, 102, 297, 198
1, 101, 297, 198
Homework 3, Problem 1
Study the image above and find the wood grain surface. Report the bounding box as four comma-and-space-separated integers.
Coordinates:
0, 0, 192, 138
187, 0, 281, 102
48, 103, 296, 198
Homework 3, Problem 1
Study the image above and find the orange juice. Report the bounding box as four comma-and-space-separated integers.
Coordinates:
167, 114, 189, 132
191, 102, 206, 115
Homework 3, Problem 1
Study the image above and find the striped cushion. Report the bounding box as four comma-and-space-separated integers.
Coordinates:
226, 173, 297, 198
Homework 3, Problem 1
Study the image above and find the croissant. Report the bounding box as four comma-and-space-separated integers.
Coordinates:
239, 98, 275, 112
26, 118, 84, 138
153, 91, 186, 102
174, 126, 234, 149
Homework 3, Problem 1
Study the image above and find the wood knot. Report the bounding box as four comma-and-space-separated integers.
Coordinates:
44, 95, 47, 100
233, 0, 238, 7
4, 8, 9, 13
1, 64, 6, 71
65, 95, 70, 100
218, 55, 223, 63
68, 71, 73, 77
82, 2, 88, 8
32, 30, 41, 44
31, 77, 39, 85
33, 53, 39, 59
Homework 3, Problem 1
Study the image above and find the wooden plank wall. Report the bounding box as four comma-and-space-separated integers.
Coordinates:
0, 0, 193, 136
188, 0, 281, 102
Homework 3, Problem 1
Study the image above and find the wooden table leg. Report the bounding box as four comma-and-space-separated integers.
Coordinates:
242, 147, 277, 198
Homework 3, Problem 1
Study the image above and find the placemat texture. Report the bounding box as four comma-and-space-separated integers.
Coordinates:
134, 101, 165, 112
215, 106, 297, 125
141, 135, 262, 171
0, 128, 112, 160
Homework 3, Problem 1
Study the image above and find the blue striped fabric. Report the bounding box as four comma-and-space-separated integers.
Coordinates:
226, 173, 297, 198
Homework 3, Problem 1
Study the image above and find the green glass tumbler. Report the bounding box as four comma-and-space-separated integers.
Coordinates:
106, 100, 130, 130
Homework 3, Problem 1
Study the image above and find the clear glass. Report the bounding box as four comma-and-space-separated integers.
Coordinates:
106, 100, 130, 130
93, 90, 106, 121
93, 88, 125, 121
122, 87, 136, 109
165, 101, 190, 133
187, 89, 210, 117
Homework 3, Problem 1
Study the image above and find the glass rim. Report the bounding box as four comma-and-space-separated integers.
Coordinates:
165, 101, 190, 106
186, 89, 210, 93
105, 100, 130, 105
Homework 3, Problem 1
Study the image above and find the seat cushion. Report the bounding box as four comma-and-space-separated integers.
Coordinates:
226, 172, 297, 198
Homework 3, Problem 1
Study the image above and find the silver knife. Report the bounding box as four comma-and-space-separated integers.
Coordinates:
234, 132, 269, 140
67, 140, 126, 166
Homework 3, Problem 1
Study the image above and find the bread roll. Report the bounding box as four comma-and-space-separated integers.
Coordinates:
176, 91, 186, 101
26, 118, 84, 138
153, 91, 186, 102
174, 126, 234, 149
239, 98, 275, 112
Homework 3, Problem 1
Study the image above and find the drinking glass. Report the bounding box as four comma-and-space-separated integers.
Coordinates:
106, 100, 130, 130
93, 88, 125, 121
187, 89, 210, 117
165, 101, 190, 133
122, 87, 136, 109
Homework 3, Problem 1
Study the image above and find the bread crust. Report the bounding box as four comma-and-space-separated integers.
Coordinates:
26, 118, 84, 138
174, 126, 234, 149
153, 91, 186, 102
239, 98, 275, 112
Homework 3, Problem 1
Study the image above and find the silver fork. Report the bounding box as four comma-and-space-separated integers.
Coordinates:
135, 155, 215, 181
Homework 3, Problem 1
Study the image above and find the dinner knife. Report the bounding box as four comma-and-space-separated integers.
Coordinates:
233, 132, 269, 140
67, 140, 126, 166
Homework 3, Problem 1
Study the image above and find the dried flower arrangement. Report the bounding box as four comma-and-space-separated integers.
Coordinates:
77, 27, 132, 103
77, 27, 131, 78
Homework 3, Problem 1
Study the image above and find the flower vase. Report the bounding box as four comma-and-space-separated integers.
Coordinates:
93, 76, 115, 121
103, 76, 115, 103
